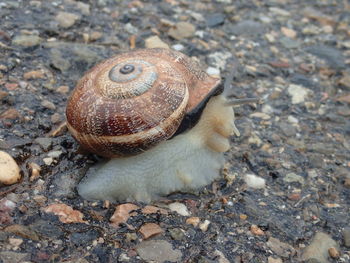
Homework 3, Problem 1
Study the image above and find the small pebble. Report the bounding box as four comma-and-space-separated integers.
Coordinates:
244, 174, 266, 189
206, 67, 220, 76
168, 22, 195, 40
288, 84, 310, 104
12, 34, 42, 47
0, 151, 21, 185
138, 223, 163, 239
171, 44, 184, 51
328, 247, 340, 259
168, 202, 190, 216
28, 162, 41, 181
56, 86, 70, 94
145, 35, 169, 49
41, 100, 56, 110
199, 220, 210, 232
55, 12, 80, 28
250, 225, 265, 235
186, 217, 200, 227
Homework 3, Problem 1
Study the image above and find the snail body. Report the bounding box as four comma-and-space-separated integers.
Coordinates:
66, 48, 239, 202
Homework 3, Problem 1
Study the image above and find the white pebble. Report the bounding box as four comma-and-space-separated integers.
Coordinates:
244, 174, 266, 189
168, 202, 190, 216
43, 157, 53, 165
288, 115, 299, 124
171, 43, 185, 51
199, 219, 211, 232
206, 67, 220, 76
288, 84, 310, 104
262, 104, 274, 114
0, 151, 21, 185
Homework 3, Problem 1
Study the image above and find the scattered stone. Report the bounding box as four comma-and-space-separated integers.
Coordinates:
206, 67, 220, 76
288, 84, 310, 104
186, 217, 200, 227
76, 1, 90, 15
44, 203, 87, 224
70, 230, 99, 246
280, 37, 300, 49
171, 43, 184, 51
139, 223, 163, 239
338, 73, 350, 90
248, 132, 262, 147
8, 237, 23, 248
30, 220, 59, 240
269, 7, 290, 16
240, 214, 248, 220
206, 13, 225, 27
47, 150, 62, 158
199, 219, 210, 232
51, 113, 61, 124
34, 137, 52, 151
303, 7, 336, 26
56, 85, 70, 94
12, 34, 42, 47
23, 70, 46, 80
168, 22, 195, 40
244, 174, 266, 189
305, 45, 345, 70
142, 205, 168, 215
4, 224, 39, 241
302, 232, 339, 263
214, 250, 230, 263
265, 33, 276, 43
43, 157, 53, 166
0, 251, 29, 263
0, 108, 21, 120
48, 48, 71, 72
268, 257, 283, 263
168, 202, 190, 216
89, 31, 103, 41
231, 20, 265, 36
110, 203, 139, 227
124, 23, 138, 34
207, 51, 232, 70
250, 225, 264, 236
328, 247, 340, 259
267, 237, 295, 258
342, 227, 350, 247
145, 35, 169, 49
169, 228, 185, 241
0, 151, 21, 185
281, 27, 297, 38
0, 199, 16, 225
279, 122, 297, 137
55, 12, 81, 28
336, 94, 350, 104
249, 112, 271, 120
41, 99, 56, 110
136, 240, 182, 263
284, 173, 305, 185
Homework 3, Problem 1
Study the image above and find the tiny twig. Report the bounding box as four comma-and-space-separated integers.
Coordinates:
294, 194, 311, 207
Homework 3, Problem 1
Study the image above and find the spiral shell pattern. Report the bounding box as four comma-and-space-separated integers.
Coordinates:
66, 48, 221, 157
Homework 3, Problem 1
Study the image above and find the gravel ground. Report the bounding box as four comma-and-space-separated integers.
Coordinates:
0, 0, 350, 262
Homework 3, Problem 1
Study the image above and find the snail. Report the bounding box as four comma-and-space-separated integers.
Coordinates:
66, 48, 254, 202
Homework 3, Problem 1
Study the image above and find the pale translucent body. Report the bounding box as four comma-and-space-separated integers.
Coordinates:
77, 95, 238, 202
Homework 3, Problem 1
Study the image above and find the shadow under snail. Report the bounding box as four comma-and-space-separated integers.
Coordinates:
66, 48, 257, 202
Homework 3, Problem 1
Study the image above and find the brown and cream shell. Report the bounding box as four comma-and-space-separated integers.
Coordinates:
66, 48, 221, 157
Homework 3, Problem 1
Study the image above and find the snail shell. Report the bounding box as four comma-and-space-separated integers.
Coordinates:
66, 48, 221, 157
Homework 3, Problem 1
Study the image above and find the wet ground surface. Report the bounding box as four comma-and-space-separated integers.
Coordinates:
0, 0, 350, 262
